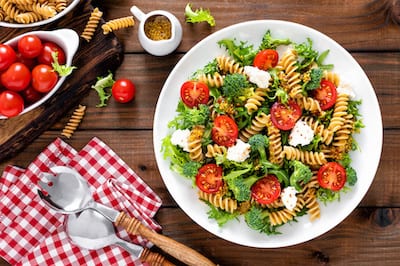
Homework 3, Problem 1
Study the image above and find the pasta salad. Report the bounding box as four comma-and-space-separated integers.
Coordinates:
161, 30, 363, 235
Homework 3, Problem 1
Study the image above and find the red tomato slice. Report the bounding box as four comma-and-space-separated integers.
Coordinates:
270, 100, 302, 130
180, 81, 210, 108
196, 164, 224, 194
211, 115, 238, 147
312, 79, 337, 110
0, 90, 24, 117
317, 162, 347, 191
251, 174, 281, 205
253, 49, 279, 70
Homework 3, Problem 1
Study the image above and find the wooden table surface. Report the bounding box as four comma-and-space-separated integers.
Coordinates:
1, 0, 399, 265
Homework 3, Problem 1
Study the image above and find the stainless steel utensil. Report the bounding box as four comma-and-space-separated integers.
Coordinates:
66, 209, 173, 266
38, 166, 216, 266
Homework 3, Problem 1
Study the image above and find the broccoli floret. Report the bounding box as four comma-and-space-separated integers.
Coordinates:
244, 205, 278, 235
289, 160, 313, 191
227, 175, 261, 202
182, 161, 202, 179
248, 134, 269, 162
258, 30, 292, 50
221, 73, 252, 101
185, 3, 216, 27
303, 68, 323, 91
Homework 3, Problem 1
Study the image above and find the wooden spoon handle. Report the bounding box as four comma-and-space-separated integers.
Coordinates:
140, 247, 175, 266
116, 212, 216, 266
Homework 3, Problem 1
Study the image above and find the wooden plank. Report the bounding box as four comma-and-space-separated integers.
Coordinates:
95, 0, 400, 52
155, 207, 400, 266
0, 1, 123, 162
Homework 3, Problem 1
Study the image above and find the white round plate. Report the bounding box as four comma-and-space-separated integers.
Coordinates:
0, 0, 80, 28
153, 20, 382, 248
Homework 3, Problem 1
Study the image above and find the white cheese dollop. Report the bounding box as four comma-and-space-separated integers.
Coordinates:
336, 82, 355, 99
281, 186, 298, 211
170, 129, 191, 152
227, 139, 251, 163
244, 66, 271, 88
288, 120, 314, 147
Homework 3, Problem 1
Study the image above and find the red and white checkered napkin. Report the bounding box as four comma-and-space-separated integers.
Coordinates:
0, 137, 162, 266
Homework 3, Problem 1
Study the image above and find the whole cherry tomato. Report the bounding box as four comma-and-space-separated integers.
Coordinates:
0, 90, 24, 117
111, 79, 136, 103
31, 64, 58, 93
21, 85, 44, 104
1, 62, 31, 92
0, 44, 16, 71
38, 42, 66, 65
18, 35, 43, 59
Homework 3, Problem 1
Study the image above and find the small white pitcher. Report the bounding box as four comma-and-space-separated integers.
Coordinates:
130, 6, 182, 56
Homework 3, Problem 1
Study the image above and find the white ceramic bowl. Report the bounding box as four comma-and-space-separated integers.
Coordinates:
0, 0, 80, 28
0, 29, 79, 119
153, 20, 383, 248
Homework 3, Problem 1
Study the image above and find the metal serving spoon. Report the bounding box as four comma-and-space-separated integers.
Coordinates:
37, 166, 216, 266
66, 209, 174, 266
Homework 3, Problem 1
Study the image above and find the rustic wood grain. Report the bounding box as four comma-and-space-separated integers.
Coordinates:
1, 0, 399, 265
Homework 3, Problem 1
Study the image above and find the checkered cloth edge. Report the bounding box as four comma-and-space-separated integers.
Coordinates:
0, 137, 162, 266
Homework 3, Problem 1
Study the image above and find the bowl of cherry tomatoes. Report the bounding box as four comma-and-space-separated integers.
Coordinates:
0, 29, 79, 119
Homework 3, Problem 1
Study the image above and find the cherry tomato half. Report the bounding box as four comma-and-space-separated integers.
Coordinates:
312, 79, 337, 110
211, 115, 239, 147
0, 44, 16, 71
195, 163, 224, 194
111, 78, 136, 103
180, 81, 210, 108
253, 49, 279, 71
270, 100, 302, 130
1, 62, 31, 92
18, 35, 43, 59
251, 174, 281, 205
317, 162, 347, 191
38, 42, 66, 65
0, 90, 24, 117
31, 64, 58, 93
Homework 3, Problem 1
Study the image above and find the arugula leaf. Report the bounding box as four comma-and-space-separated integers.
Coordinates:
218, 38, 256, 66
185, 3, 215, 26
91, 72, 115, 107
51, 51, 76, 77
168, 101, 210, 130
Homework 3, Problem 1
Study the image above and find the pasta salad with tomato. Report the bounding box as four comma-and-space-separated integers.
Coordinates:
161, 30, 363, 235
